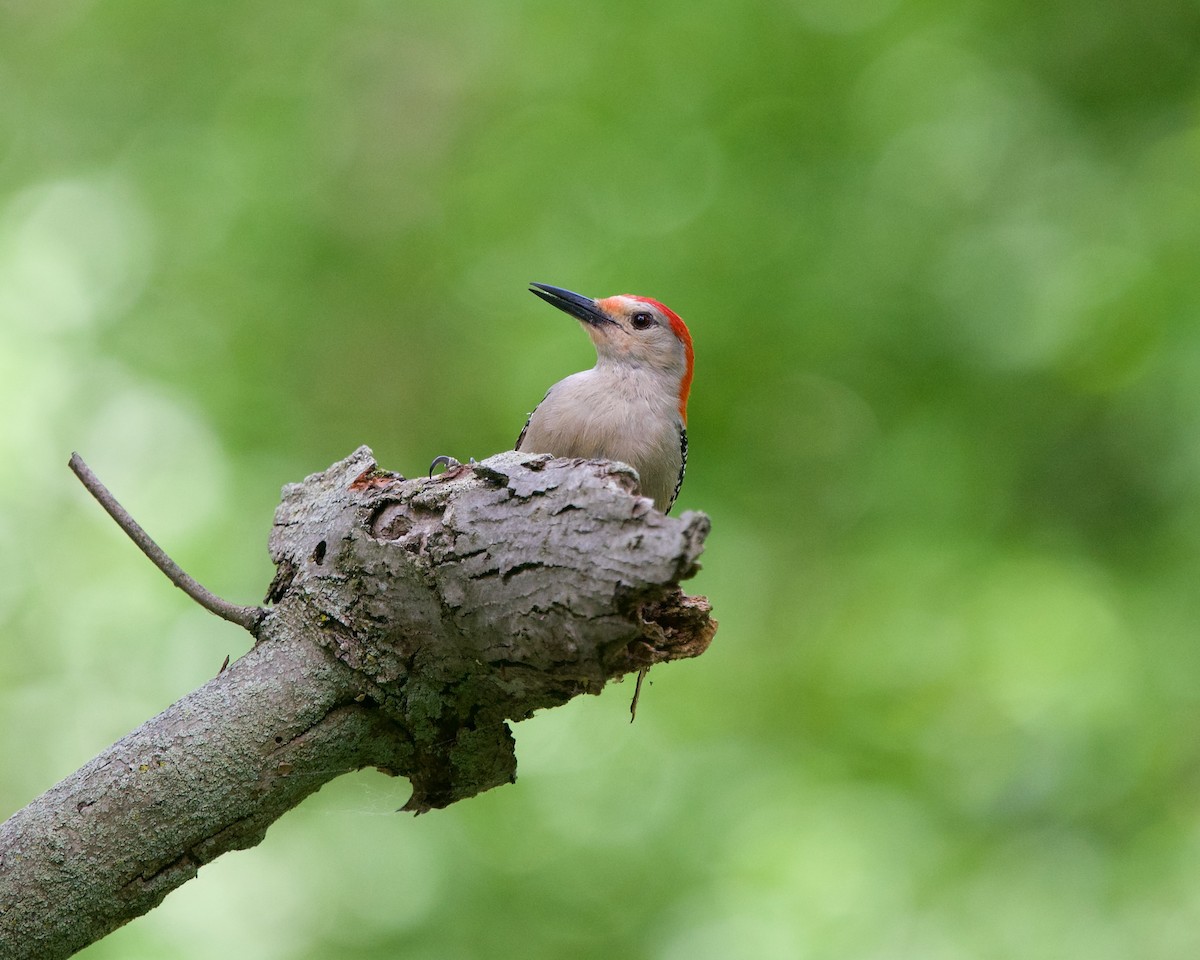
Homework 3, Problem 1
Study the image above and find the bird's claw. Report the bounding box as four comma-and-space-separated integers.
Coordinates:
428, 455, 478, 479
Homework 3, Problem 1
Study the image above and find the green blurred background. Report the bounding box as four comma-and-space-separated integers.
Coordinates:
3, 0, 1200, 957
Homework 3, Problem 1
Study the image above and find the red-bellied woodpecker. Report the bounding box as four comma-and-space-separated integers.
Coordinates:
429, 283, 693, 719
517, 282, 694, 515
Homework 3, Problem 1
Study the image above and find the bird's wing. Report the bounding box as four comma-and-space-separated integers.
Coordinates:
666, 427, 688, 514
515, 387, 553, 450
515, 413, 532, 451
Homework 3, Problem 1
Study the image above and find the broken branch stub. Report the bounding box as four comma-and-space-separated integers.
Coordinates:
0, 448, 715, 960
265, 447, 716, 812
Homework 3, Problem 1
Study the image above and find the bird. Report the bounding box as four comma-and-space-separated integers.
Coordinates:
429, 282, 693, 720
516, 282, 693, 515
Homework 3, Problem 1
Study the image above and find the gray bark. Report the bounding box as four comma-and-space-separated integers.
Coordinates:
0, 448, 715, 959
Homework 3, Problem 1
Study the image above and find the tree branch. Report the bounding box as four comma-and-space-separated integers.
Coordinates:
68, 453, 264, 634
1, 448, 716, 959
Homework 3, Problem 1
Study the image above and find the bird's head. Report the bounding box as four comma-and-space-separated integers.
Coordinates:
529, 282, 694, 422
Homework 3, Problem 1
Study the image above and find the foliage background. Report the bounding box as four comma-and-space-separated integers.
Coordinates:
3, 1, 1200, 957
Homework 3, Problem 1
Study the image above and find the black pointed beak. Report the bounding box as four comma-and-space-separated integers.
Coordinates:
529, 282, 614, 327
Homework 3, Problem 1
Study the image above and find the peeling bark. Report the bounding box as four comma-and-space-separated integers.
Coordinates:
0, 448, 715, 959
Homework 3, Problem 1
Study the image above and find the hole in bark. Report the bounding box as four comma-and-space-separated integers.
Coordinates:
369, 502, 411, 540
264, 559, 296, 604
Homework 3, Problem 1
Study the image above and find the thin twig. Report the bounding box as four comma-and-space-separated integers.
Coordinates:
630, 667, 648, 722
69, 453, 264, 635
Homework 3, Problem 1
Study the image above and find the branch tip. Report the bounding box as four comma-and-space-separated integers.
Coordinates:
68, 452, 264, 635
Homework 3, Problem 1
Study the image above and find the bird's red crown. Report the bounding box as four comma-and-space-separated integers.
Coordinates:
626, 295, 693, 424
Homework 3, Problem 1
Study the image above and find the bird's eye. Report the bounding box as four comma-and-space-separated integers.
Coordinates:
631, 312, 655, 330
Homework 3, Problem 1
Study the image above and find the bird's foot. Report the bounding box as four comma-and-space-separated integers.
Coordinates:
428, 455, 477, 479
